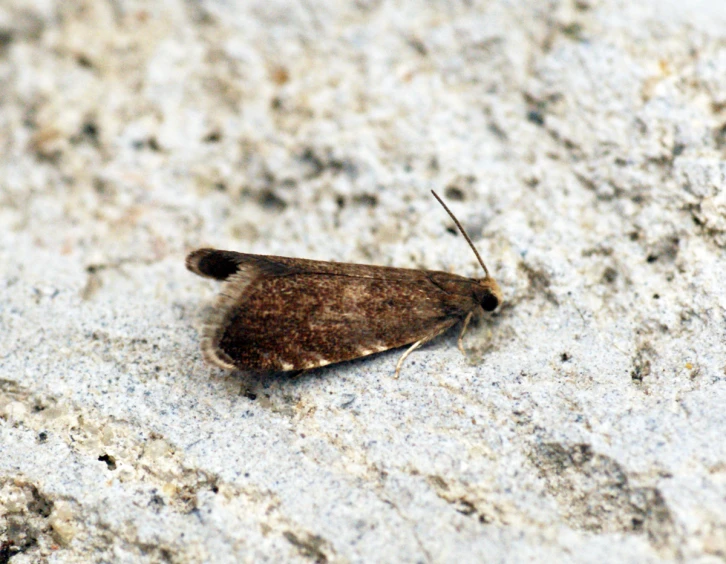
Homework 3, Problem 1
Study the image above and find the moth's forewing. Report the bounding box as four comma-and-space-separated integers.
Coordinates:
187, 250, 480, 372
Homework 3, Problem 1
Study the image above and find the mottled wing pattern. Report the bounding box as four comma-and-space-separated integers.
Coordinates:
187, 250, 478, 372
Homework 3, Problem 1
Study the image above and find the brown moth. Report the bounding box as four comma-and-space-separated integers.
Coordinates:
186, 191, 502, 377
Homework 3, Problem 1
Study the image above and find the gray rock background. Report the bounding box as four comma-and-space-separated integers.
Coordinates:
2, 0, 726, 562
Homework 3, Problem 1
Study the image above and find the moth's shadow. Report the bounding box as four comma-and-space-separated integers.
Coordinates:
220, 335, 461, 400
212, 357, 383, 408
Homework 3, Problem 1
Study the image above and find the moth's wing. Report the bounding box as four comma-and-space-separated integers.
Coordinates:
187, 249, 287, 281
214, 275, 467, 371
186, 248, 455, 282
186, 250, 477, 371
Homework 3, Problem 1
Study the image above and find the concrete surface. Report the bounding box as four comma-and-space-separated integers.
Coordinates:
1, 0, 726, 562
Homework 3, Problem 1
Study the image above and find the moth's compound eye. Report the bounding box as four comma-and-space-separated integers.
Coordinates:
480, 290, 500, 312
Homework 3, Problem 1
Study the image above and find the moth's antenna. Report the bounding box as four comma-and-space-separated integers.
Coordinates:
431, 190, 491, 278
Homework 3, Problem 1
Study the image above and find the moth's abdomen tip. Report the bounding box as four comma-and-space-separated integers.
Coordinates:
186, 248, 239, 280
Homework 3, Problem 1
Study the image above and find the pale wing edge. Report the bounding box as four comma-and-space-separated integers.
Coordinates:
200, 266, 262, 370
284, 318, 459, 371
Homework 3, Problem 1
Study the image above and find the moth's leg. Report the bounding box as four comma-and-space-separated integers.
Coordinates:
395, 325, 450, 379
395, 341, 424, 379
457, 312, 473, 355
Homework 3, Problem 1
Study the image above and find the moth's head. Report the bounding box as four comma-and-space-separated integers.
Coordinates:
429, 191, 502, 313
476, 277, 503, 312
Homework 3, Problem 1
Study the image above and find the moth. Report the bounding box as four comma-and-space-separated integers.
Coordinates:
186, 191, 502, 377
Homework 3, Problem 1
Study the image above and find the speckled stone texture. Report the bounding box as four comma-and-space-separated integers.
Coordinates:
2, 1, 726, 562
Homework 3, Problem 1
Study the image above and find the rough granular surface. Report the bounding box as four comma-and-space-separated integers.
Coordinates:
2, 1, 726, 562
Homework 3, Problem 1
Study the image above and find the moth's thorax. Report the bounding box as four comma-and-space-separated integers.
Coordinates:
426, 271, 502, 312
